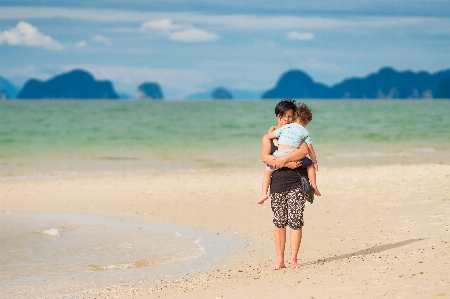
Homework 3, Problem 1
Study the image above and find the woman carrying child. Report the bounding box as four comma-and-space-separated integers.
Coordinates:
260, 99, 316, 270
259, 102, 321, 205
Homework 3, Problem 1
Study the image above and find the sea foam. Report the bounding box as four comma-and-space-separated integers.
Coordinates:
42, 228, 60, 237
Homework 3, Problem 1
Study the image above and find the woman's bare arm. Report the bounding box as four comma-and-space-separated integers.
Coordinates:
261, 134, 276, 166
261, 134, 303, 169
272, 141, 308, 169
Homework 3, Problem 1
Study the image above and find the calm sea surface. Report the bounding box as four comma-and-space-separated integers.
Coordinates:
0, 100, 449, 177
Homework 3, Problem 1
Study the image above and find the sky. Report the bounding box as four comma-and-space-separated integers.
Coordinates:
1, 0, 449, 99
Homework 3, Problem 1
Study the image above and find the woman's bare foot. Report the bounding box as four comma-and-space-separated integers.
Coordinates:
273, 262, 286, 270
313, 186, 321, 196
290, 260, 301, 268
258, 194, 268, 204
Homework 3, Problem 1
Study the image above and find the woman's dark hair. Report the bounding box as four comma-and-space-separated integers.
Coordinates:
274, 98, 296, 117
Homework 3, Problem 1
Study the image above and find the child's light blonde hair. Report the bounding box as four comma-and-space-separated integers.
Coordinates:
295, 102, 313, 124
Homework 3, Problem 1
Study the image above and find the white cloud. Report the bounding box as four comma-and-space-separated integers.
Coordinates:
287, 31, 315, 41
73, 36, 111, 48
169, 28, 219, 42
1, 7, 447, 33
141, 18, 219, 42
141, 18, 183, 31
91, 35, 112, 46
75, 40, 87, 48
0, 21, 63, 50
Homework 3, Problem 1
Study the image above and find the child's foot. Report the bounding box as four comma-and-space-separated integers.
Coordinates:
258, 194, 268, 204
313, 186, 322, 196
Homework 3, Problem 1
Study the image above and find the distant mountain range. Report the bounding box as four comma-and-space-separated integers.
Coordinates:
262, 67, 450, 99
1, 67, 449, 100
16, 70, 119, 99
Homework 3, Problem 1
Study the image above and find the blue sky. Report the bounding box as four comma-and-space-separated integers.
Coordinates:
1, 0, 449, 98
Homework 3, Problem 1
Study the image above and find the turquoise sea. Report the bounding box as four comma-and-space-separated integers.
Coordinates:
0, 100, 449, 177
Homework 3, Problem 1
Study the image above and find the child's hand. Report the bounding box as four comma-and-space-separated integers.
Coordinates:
285, 161, 301, 169
273, 158, 286, 169
314, 163, 319, 172
267, 126, 277, 133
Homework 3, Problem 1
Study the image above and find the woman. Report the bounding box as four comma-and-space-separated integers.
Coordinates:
261, 99, 309, 270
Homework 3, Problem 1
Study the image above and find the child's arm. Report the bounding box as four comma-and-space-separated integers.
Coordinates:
267, 126, 277, 134
267, 125, 283, 140
266, 132, 277, 140
307, 144, 318, 171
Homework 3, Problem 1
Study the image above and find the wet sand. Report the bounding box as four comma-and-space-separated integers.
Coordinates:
1, 164, 449, 298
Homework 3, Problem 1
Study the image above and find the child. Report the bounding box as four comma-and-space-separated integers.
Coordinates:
258, 102, 321, 204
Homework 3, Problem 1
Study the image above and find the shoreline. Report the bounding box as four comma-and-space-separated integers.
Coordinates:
1, 164, 449, 298
0, 211, 245, 299
2, 160, 449, 181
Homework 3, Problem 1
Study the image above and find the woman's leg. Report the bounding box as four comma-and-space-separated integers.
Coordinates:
271, 190, 288, 270
290, 228, 302, 268
274, 227, 286, 270
286, 187, 306, 268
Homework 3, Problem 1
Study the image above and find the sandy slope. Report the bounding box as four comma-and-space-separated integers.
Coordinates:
1, 164, 449, 298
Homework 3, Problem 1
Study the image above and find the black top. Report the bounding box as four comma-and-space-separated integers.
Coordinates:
269, 140, 308, 194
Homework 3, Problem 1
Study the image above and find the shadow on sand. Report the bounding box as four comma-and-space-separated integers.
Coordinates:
304, 238, 425, 266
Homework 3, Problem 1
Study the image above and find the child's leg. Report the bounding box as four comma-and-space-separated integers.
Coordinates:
258, 169, 273, 204
307, 165, 321, 196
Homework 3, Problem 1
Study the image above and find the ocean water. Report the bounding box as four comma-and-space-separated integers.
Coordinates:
0, 211, 243, 298
0, 100, 449, 177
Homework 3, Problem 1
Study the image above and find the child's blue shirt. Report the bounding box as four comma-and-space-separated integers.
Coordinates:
273, 123, 312, 147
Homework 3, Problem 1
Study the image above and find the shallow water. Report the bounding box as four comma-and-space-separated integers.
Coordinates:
0, 212, 244, 298
0, 100, 449, 178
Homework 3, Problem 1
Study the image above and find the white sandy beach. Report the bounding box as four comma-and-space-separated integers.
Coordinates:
1, 164, 449, 298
